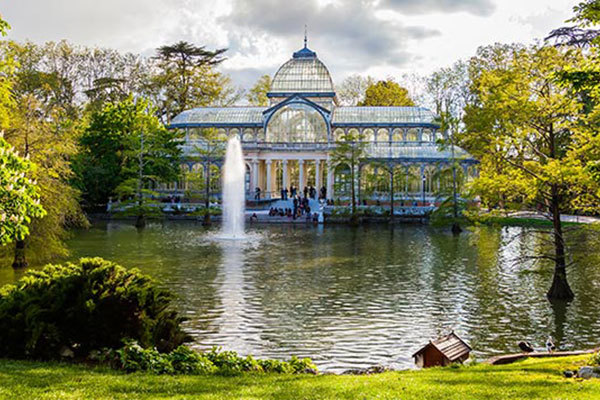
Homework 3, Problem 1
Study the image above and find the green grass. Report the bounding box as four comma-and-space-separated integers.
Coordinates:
1, 356, 598, 399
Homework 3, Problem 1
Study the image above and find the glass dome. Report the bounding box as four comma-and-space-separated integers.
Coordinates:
266, 103, 328, 143
271, 48, 334, 94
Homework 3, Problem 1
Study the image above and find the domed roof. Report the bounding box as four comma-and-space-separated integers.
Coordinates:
271, 45, 335, 94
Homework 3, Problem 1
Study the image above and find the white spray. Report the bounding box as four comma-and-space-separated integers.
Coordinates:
221, 136, 245, 238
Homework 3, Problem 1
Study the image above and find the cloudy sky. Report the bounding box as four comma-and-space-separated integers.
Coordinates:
1, 0, 579, 90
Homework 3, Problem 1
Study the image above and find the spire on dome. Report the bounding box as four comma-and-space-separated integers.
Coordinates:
304, 24, 308, 48
293, 26, 317, 59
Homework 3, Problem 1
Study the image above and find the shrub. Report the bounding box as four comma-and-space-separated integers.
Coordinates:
0, 257, 189, 360
104, 343, 318, 375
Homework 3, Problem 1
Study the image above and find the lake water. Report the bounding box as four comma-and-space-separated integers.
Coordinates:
2, 221, 599, 372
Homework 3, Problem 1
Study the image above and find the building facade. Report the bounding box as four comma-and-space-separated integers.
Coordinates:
169, 42, 477, 204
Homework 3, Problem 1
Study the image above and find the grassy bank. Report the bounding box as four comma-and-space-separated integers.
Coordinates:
1, 356, 599, 399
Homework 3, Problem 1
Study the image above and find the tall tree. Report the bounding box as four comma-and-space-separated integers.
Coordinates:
1, 38, 87, 268
336, 75, 375, 106
358, 79, 415, 107
246, 75, 271, 106
463, 43, 596, 301
0, 18, 45, 247
331, 131, 367, 222
427, 61, 471, 233
74, 96, 183, 213
151, 41, 227, 121
189, 129, 226, 226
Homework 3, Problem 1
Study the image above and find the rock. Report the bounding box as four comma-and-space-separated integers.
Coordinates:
302, 367, 319, 375
343, 368, 366, 375
365, 365, 389, 374
563, 370, 575, 378
579, 366, 594, 379
59, 346, 75, 359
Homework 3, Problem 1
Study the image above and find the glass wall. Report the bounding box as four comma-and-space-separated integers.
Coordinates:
266, 103, 328, 143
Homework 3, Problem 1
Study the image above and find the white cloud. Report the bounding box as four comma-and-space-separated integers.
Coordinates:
1, 0, 579, 90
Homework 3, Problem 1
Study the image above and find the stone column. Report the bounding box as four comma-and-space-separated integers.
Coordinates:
299, 159, 305, 190
252, 159, 259, 192
265, 159, 272, 199
282, 159, 288, 196
327, 161, 334, 200
315, 160, 321, 189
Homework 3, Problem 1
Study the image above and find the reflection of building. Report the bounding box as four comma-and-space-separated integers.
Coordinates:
170, 41, 477, 203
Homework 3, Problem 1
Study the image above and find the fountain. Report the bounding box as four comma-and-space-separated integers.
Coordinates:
221, 136, 246, 238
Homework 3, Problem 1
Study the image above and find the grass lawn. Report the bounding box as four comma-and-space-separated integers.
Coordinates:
1, 356, 599, 400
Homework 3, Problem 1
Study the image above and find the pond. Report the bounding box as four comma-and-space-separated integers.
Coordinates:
2, 221, 599, 373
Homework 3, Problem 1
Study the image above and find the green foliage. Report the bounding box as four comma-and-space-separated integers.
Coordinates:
358, 79, 415, 106
0, 136, 46, 245
246, 74, 271, 106
570, 0, 600, 27
101, 342, 316, 376
0, 257, 189, 360
73, 96, 183, 209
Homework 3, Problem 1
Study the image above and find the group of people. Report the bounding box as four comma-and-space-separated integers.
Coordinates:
268, 192, 319, 221
279, 185, 325, 201
254, 185, 328, 202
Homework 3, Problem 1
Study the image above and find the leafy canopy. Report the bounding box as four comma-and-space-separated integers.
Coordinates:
358, 79, 415, 107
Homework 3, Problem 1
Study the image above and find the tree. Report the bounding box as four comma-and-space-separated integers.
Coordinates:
189, 129, 226, 225
246, 74, 271, 106
358, 79, 415, 107
74, 96, 183, 213
547, 0, 600, 47
151, 41, 227, 122
331, 131, 367, 222
1, 33, 86, 268
463, 43, 596, 301
426, 61, 471, 233
336, 75, 375, 106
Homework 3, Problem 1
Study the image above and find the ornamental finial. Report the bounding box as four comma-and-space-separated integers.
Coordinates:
304, 24, 308, 48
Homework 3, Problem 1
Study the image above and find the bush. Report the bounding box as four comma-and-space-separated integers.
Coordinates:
0, 257, 189, 360
103, 342, 318, 375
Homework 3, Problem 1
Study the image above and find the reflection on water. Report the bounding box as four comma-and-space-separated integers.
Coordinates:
1, 221, 599, 372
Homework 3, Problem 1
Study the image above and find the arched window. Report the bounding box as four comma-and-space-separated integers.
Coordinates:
406, 128, 419, 142
363, 128, 375, 142
392, 128, 403, 142
333, 128, 345, 142
377, 128, 389, 143
243, 128, 254, 142
266, 103, 328, 143
422, 129, 432, 142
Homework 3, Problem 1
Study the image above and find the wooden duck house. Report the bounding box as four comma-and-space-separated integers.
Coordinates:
413, 331, 471, 368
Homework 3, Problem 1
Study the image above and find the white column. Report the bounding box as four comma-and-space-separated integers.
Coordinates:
327, 161, 334, 200
298, 159, 305, 190
252, 159, 259, 192
265, 159, 272, 199
282, 159, 288, 193
315, 160, 321, 189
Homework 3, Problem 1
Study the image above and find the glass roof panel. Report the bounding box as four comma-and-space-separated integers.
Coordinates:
333, 107, 437, 125
170, 107, 265, 126
364, 143, 475, 161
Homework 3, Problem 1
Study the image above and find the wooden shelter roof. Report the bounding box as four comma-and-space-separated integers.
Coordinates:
413, 332, 472, 361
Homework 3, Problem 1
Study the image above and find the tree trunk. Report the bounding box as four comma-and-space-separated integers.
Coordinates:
12, 240, 28, 269
135, 214, 146, 229
546, 188, 574, 301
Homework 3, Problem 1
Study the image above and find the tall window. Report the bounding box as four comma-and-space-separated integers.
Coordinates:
266, 103, 328, 143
